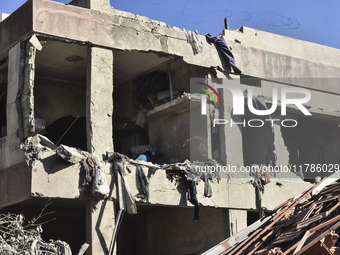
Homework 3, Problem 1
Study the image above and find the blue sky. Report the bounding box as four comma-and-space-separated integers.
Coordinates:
1, 0, 340, 49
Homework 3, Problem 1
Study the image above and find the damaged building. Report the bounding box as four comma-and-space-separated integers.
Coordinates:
0, 0, 340, 254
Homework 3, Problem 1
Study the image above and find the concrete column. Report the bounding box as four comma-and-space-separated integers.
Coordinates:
2, 42, 25, 168
89, 0, 112, 12
227, 209, 248, 237
69, 0, 112, 13
86, 46, 114, 158
87, 200, 116, 255
86, 46, 114, 254
272, 114, 290, 167
220, 77, 244, 168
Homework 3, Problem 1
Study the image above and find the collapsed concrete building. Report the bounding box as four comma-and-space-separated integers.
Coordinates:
0, 0, 340, 254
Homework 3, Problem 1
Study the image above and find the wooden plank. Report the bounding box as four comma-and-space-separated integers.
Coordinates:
293, 230, 311, 254
314, 204, 324, 214
315, 195, 340, 205
272, 230, 303, 245
327, 201, 340, 215
309, 215, 340, 233
295, 204, 315, 223
296, 212, 328, 229
303, 204, 316, 221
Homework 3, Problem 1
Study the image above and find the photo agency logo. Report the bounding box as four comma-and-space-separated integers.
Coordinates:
196, 80, 312, 127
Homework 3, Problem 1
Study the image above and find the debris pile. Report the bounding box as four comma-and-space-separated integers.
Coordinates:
21, 134, 110, 200
0, 212, 71, 255
204, 176, 340, 255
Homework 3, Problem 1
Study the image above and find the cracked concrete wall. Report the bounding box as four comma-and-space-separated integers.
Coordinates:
272, 113, 290, 167
31, 0, 224, 69
31, 0, 340, 85
21, 43, 36, 139
3, 0, 340, 86
1, 39, 40, 170
0, 43, 26, 169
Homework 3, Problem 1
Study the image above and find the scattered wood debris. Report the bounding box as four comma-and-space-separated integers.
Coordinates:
235, 180, 340, 254
204, 175, 340, 255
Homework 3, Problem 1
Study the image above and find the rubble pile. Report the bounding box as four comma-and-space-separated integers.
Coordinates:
217, 178, 340, 255
0, 212, 71, 255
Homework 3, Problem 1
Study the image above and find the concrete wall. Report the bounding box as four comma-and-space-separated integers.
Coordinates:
0, 0, 33, 58
120, 163, 312, 211
31, 155, 83, 199
21, 43, 36, 139
148, 102, 191, 163
34, 79, 86, 126
69, 0, 112, 13
145, 206, 227, 255
0, 162, 31, 207
0, 149, 310, 211
30, 0, 340, 83
1, 2, 340, 254
228, 209, 248, 237
117, 206, 228, 255
0, 43, 26, 169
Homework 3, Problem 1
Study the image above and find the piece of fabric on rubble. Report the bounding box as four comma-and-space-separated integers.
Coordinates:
250, 166, 270, 218
81, 156, 110, 199
183, 29, 203, 55
92, 158, 110, 199
206, 34, 242, 74
165, 159, 220, 201
135, 165, 150, 201
187, 170, 200, 221
136, 154, 148, 162
81, 157, 95, 187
